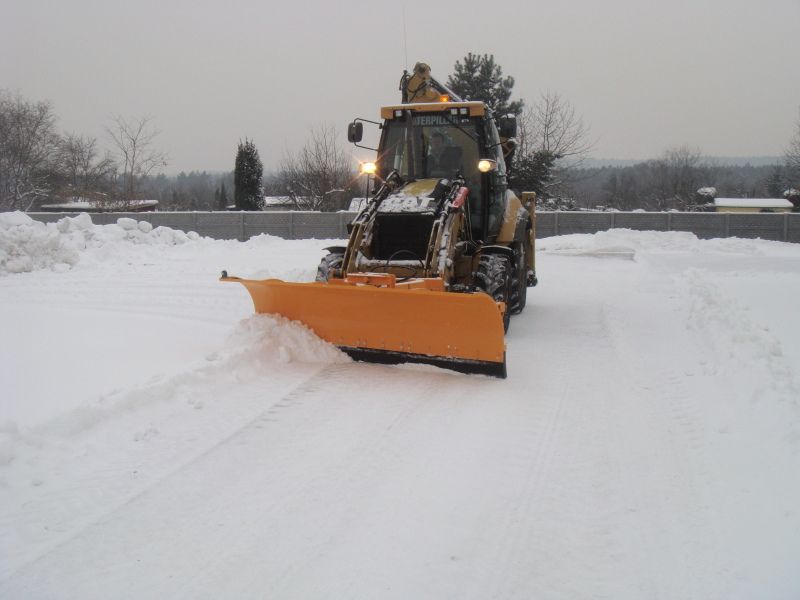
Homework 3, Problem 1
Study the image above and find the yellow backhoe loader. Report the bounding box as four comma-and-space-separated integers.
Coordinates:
223, 63, 537, 377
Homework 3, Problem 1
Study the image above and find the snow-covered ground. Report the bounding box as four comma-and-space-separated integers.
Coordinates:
1, 212, 799, 599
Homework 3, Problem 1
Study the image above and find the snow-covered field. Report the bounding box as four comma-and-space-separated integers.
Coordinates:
1, 212, 799, 599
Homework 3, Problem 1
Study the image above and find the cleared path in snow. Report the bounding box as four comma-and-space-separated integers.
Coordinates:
2, 229, 799, 599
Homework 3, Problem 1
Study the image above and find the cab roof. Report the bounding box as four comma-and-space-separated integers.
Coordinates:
380, 101, 486, 119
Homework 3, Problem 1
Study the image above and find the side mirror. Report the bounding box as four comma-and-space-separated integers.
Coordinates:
497, 116, 517, 140
503, 137, 518, 151
347, 122, 363, 144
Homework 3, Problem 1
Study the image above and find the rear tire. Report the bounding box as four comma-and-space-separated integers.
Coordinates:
316, 251, 344, 282
475, 253, 513, 333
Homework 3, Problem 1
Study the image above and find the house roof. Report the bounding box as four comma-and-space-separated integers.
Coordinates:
263, 196, 296, 206
714, 198, 793, 208
39, 199, 159, 212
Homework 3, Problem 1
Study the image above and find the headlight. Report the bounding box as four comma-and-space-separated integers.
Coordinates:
360, 162, 377, 175
478, 159, 497, 173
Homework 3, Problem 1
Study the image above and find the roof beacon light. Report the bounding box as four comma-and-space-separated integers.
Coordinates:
439, 94, 450, 103
360, 161, 377, 175
478, 159, 497, 173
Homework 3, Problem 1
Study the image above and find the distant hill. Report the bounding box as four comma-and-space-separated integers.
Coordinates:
583, 156, 783, 168
701, 156, 783, 167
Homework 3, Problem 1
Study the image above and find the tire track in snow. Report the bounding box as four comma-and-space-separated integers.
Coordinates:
1, 363, 480, 599
483, 370, 571, 599
488, 300, 646, 600
598, 269, 718, 600
0, 343, 342, 582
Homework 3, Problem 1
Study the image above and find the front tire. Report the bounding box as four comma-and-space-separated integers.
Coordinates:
475, 253, 513, 332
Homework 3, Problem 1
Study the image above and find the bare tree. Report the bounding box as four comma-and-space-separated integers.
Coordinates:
609, 145, 704, 211
55, 133, 116, 198
279, 125, 355, 211
651, 145, 703, 210
0, 91, 60, 210
786, 110, 800, 183
106, 115, 167, 201
519, 92, 594, 166
514, 92, 594, 196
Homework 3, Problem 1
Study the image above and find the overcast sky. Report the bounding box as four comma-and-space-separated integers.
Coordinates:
2, 0, 799, 173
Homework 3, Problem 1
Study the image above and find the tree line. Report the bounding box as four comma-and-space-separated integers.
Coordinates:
231, 54, 595, 213
569, 153, 798, 211
0, 90, 176, 211
445, 53, 800, 210
446, 53, 594, 200
4, 58, 799, 213
233, 126, 357, 212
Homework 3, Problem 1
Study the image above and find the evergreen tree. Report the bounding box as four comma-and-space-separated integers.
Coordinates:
447, 53, 523, 116
234, 139, 263, 210
766, 165, 785, 198
218, 181, 229, 210
511, 150, 557, 197
602, 171, 620, 207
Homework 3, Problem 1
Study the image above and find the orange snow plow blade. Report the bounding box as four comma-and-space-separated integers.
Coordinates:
222, 273, 507, 377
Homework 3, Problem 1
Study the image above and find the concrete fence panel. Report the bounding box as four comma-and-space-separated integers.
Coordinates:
727, 214, 786, 242
787, 214, 800, 243
669, 213, 727, 239
195, 213, 241, 240
613, 213, 670, 232
292, 212, 342, 240
244, 212, 291, 239
534, 213, 556, 238
148, 213, 196, 231
88, 212, 119, 225
556, 212, 615, 235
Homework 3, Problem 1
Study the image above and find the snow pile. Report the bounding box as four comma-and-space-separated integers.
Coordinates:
538, 228, 768, 258
0, 212, 201, 276
0, 211, 80, 274
223, 314, 349, 366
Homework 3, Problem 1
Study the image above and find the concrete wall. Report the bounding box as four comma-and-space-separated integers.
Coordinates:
28, 211, 357, 241
27, 211, 800, 243
534, 212, 800, 243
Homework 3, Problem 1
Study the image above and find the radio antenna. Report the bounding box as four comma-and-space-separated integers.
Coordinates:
402, 5, 408, 68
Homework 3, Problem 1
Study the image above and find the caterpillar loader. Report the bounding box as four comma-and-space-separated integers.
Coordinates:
223, 62, 537, 377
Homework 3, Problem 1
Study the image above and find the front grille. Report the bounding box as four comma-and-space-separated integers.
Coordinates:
373, 213, 434, 261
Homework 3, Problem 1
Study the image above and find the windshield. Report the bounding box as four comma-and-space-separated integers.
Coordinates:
378, 113, 480, 181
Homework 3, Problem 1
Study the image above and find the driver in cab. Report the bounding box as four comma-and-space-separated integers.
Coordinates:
427, 131, 453, 177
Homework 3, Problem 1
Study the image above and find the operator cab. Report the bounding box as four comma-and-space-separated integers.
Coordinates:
375, 102, 509, 242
